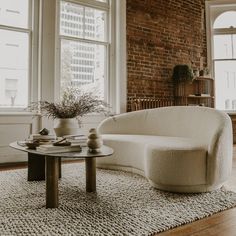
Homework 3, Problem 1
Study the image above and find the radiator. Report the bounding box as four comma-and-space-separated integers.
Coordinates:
129, 97, 174, 111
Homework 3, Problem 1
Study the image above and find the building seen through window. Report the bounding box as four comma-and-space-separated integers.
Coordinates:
60, 1, 108, 100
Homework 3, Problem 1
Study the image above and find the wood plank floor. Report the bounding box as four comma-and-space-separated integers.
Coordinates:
0, 146, 236, 235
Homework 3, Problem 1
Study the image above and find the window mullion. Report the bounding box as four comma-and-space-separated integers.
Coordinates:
0, 24, 31, 34
214, 58, 236, 62
214, 28, 236, 35
63, 0, 109, 11
83, 6, 85, 38
60, 34, 109, 46
28, 0, 33, 30
28, 30, 33, 107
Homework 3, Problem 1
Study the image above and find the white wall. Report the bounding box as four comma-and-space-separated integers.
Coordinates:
0, 113, 41, 163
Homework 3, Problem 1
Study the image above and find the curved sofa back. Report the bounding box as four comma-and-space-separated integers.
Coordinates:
98, 106, 231, 144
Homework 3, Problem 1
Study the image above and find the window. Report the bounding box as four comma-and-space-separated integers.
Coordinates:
213, 11, 236, 29
59, 0, 109, 100
206, 2, 236, 111
0, 0, 32, 109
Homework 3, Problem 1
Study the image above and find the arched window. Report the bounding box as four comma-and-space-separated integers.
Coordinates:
213, 11, 236, 29
207, 3, 236, 111
213, 11, 236, 59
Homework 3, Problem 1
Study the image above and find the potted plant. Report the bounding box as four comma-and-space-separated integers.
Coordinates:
29, 87, 110, 137
172, 65, 194, 83
199, 67, 210, 77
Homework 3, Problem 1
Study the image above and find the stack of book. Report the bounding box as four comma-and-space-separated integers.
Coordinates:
36, 144, 81, 154
30, 134, 56, 141
64, 135, 87, 147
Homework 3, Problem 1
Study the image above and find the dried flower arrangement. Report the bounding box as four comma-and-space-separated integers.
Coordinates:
28, 87, 110, 121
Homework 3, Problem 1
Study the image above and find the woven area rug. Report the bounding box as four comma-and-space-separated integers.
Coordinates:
1, 164, 236, 236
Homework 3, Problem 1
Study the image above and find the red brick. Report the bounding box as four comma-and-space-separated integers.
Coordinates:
127, 0, 207, 111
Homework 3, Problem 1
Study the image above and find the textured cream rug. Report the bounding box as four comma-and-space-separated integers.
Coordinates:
1, 163, 236, 236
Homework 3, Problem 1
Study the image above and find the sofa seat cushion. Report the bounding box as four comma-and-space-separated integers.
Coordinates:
97, 134, 207, 177
97, 134, 147, 171
145, 143, 207, 186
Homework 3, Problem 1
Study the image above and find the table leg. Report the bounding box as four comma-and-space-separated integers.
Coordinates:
28, 153, 45, 181
58, 157, 62, 179
46, 157, 59, 208
85, 157, 96, 192
27, 154, 62, 181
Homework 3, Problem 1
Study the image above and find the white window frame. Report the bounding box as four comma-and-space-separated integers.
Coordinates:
55, 0, 127, 114
206, 0, 236, 111
0, 0, 40, 112
206, 0, 236, 76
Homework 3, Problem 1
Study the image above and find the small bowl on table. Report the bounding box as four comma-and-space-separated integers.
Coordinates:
25, 141, 40, 150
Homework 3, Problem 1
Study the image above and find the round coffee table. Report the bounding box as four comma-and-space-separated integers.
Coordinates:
10, 142, 113, 208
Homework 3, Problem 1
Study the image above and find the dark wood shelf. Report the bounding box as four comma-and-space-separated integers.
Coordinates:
187, 95, 214, 99
194, 76, 214, 81
174, 77, 215, 108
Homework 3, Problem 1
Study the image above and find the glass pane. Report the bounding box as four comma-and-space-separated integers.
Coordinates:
61, 39, 106, 99
214, 35, 233, 59
60, 1, 84, 38
215, 61, 236, 111
85, 7, 106, 41
0, 0, 29, 29
214, 11, 236, 29
0, 29, 29, 108
60, 1, 107, 42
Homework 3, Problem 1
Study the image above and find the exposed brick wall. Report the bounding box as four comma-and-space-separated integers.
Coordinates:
127, 0, 207, 111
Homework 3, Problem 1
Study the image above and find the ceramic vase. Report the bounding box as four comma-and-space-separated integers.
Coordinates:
87, 128, 103, 152
54, 118, 80, 137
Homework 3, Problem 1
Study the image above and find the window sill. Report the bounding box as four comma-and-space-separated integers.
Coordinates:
222, 110, 236, 115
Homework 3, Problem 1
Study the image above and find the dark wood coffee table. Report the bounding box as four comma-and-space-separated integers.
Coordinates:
10, 142, 113, 208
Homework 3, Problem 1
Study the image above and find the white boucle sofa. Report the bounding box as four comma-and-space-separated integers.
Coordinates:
97, 106, 233, 193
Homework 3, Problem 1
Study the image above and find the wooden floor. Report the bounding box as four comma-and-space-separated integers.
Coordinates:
1, 146, 236, 235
